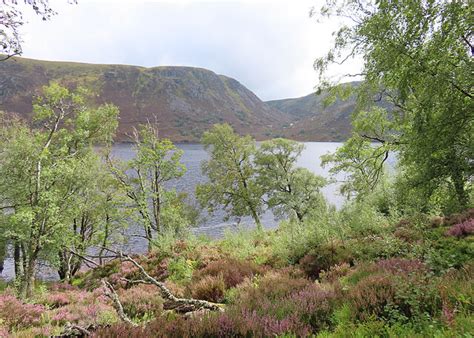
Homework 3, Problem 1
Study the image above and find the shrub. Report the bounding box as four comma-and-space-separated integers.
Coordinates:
167, 256, 196, 284
347, 260, 442, 324
51, 302, 118, 326
192, 257, 263, 289
0, 292, 46, 329
189, 274, 226, 303
233, 269, 311, 309
445, 219, 474, 238
11, 324, 62, 337
438, 263, 473, 316
118, 285, 163, 319
75, 259, 121, 289
349, 234, 409, 261
299, 242, 353, 279
375, 258, 428, 275
42, 291, 72, 308
393, 226, 422, 242
348, 274, 396, 321
320, 263, 352, 283
229, 270, 336, 333
426, 234, 474, 273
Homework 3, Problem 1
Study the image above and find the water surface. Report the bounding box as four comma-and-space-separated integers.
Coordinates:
1, 142, 346, 280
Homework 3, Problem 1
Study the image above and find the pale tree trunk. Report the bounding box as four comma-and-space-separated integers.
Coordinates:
24, 258, 36, 298
19, 257, 36, 298
58, 250, 72, 282
250, 207, 262, 231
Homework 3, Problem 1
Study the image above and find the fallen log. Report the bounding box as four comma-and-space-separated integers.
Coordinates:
98, 247, 224, 324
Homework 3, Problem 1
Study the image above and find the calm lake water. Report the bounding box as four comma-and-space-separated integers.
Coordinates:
1, 142, 347, 281
113, 142, 346, 237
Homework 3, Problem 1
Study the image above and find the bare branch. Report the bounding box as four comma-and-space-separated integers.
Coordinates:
102, 279, 138, 327
68, 249, 101, 268
102, 247, 224, 313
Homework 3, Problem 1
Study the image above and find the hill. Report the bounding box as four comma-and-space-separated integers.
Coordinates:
0, 57, 290, 142
267, 84, 359, 141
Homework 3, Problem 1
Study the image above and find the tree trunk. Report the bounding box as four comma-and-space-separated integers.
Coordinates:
295, 210, 304, 222
146, 224, 153, 251
0, 239, 6, 274
20, 255, 37, 298
14, 242, 23, 280
58, 250, 71, 282
99, 212, 111, 265
251, 208, 262, 231
452, 173, 468, 210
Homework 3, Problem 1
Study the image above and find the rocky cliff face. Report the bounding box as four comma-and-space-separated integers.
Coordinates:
0, 57, 289, 142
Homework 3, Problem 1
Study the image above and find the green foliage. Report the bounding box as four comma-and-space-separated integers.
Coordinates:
321, 108, 397, 200
109, 122, 191, 249
167, 256, 196, 284
424, 229, 474, 274
256, 138, 327, 221
196, 124, 264, 229
316, 0, 473, 212
0, 82, 120, 297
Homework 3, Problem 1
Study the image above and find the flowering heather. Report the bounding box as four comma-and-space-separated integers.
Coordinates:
120, 261, 139, 276
0, 326, 8, 337
52, 302, 117, 327
0, 293, 46, 329
445, 219, 474, 238
192, 257, 263, 288
349, 274, 396, 320
238, 309, 309, 337
117, 285, 163, 318
51, 306, 80, 324
441, 302, 456, 326
376, 258, 428, 275
45, 292, 71, 308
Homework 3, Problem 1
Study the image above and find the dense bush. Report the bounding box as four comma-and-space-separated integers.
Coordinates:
190, 274, 226, 303
299, 242, 353, 279
445, 218, 474, 238
192, 257, 263, 289
0, 291, 46, 329
345, 259, 442, 324
2, 207, 473, 337
118, 285, 163, 319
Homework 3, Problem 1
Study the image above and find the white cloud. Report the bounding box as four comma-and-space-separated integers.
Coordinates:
18, 0, 362, 100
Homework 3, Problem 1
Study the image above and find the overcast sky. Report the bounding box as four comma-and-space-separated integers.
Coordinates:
18, 0, 361, 101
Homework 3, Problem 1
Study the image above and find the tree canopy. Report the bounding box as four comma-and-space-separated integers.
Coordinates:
315, 0, 473, 212
0, 82, 119, 296
196, 124, 264, 230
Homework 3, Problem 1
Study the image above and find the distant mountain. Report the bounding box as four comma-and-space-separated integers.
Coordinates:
0, 57, 366, 142
267, 83, 360, 142
0, 57, 289, 142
